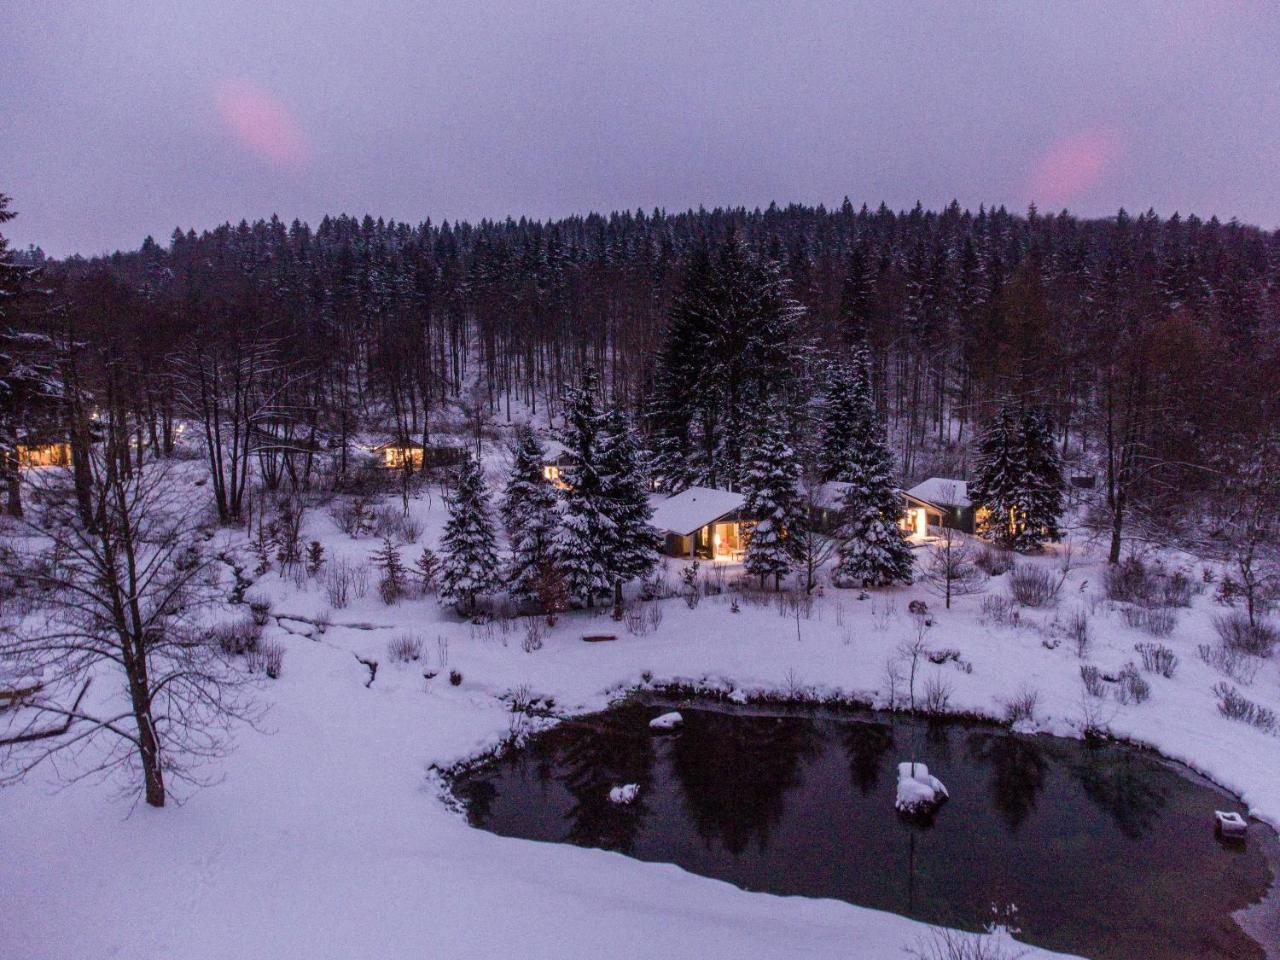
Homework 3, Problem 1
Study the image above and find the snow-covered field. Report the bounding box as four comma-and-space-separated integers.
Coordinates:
3, 467, 1278, 960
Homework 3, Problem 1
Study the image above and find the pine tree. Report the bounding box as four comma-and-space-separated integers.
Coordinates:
742, 399, 803, 590
553, 369, 614, 607
818, 359, 860, 482
371, 536, 407, 604
414, 546, 440, 594
599, 404, 661, 603
501, 424, 560, 606
970, 401, 1023, 549
438, 451, 501, 615
832, 347, 914, 587
970, 400, 1063, 551
1017, 406, 1065, 549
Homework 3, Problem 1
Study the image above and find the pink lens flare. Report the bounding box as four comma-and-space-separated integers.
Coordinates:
214, 79, 310, 168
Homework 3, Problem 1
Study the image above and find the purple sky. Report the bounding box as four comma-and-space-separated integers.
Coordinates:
3, 1, 1278, 257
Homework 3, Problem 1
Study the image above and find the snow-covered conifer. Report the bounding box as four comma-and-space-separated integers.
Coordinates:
553, 369, 614, 607
501, 424, 560, 606
599, 404, 660, 590
742, 399, 803, 590
438, 451, 501, 615
832, 347, 914, 588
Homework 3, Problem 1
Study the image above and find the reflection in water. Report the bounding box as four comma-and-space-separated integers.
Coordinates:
670, 709, 821, 855
842, 720, 894, 796
966, 731, 1048, 833
456, 699, 1278, 960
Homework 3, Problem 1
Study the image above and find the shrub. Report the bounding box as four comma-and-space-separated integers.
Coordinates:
388, 634, 424, 663
1135, 642, 1178, 678
330, 497, 372, 537
922, 675, 953, 717
1214, 612, 1278, 658
1104, 557, 1155, 605
974, 544, 1014, 577
1065, 607, 1091, 657
1198, 643, 1260, 685
246, 595, 272, 627
449, 669, 463, 686
246, 638, 285, 679
305, 540, 326, 576
213, 616, 260, 655
1212, 682, 1278, 733
522, 616, 547, 653
1114, 663, 1150, 705
1008, 563, 1063, 608
324, 559, 355, 609
1140, 606, 1177, 637
1161, 571, 1194, 608
981, 594, 1019, 626
1080, 664, 1106, 698
1002, 685, 1039, 726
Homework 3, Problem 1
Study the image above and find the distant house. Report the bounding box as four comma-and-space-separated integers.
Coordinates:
16, 432, 72, 469
650, 486, 752, 561
371, 440, 466, 471
901, 478, 976, 536
539, 439, 574, 488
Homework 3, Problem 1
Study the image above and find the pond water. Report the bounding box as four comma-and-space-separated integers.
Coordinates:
452, 698, 1280, 960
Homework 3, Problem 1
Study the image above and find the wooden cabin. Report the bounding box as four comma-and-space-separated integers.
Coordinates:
650, 486, 753, 561
539, 439, 575, 488
901, 478, 975, 536
372, 440, 466, 471
16, 436, 72, 469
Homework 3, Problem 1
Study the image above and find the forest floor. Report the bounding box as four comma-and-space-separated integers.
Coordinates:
3, 453, 1279, 960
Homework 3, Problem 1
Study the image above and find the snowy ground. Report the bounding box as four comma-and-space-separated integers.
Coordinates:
3, 466, 1279, 960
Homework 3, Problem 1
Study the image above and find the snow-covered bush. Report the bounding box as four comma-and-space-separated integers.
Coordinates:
1214, 612, 1277, 658
330, 497, 372, 538
1079, 664, 1105, 698
387, 634, 423, 663
1104, 557, 1156, 605
1064, 607, 1090, 657
1198, 643, 1260, 685
521, 616, 547, 653
1114, 663, 1150, 705
1123, 605, 1177, 636
1001, 685, 1039, 726
212, 616, 260, 656
247, 639, 285, 679
246, 595, 272, 627
973, 544, 1014, 577
980, 594, 1019, 626
1007, 563, 1063, 607
1135, 642, 1178, 678
1213, 682, 1277, 732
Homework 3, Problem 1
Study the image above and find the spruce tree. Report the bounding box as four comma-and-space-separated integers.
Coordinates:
970, 400, 1063, 551
1017, 406, 1064, 549
818, 359, 860, 482
599, 404, 661, 596
438, 451, 501, 615
742, 399, 803, 590
501, 424, 560, 606
553, 368, 614, 607
970, 401, 1023, 549
832, 347, 914, 588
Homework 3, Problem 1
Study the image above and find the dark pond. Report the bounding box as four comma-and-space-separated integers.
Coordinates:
453, 698, 1280, 960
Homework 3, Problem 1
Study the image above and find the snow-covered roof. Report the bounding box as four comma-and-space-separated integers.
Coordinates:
540, 438, 572, 463
813, 481, 852, 510
649, 486, 747, 536
906, 478, 970, 508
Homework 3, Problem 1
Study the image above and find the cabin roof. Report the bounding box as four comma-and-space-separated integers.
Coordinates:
649, 485, 747, 536
906, 478, 970, 509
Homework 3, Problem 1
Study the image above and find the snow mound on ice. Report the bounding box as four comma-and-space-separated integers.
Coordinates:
895, 761, 949, 814
609, 783, 640, 805
649, 711, 684, 731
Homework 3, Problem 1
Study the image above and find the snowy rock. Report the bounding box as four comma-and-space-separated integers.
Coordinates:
608, 783, 640, 805
895, 761, 948, 816
648, 711, 683, 731
1215, 810, 1247, 839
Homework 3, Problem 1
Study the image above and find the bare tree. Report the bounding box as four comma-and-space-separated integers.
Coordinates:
921, 527, 987, 609
0, 440, 260, 806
